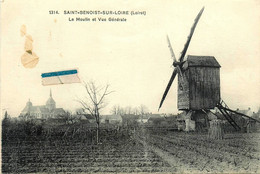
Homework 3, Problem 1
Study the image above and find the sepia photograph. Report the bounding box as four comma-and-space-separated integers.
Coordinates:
1, 0, 260, 173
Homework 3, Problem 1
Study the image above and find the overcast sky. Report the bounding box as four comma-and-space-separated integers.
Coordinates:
1, 0, 260, 117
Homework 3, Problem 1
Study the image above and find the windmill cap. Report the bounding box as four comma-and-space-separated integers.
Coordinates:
185, 55, 221, 68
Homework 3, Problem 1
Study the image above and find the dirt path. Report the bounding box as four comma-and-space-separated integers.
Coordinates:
135, 128, 200, 173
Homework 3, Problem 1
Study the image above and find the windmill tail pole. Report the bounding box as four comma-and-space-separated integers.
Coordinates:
217, 103, 241, 131
221, 107, 260, 123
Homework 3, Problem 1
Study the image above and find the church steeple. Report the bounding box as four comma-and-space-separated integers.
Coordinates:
26, 98, 32, 107
50, 89, 52, 98
46, 89, 56, 111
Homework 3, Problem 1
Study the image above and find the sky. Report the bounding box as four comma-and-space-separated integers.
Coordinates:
1, 0, 260, 117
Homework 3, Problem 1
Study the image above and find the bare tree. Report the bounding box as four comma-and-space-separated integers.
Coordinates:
125, 106, 133, 115
139, 104, 149, 115
110, 105, 149, 116
139, 104, 149, 123
110, 105, 123, 115
77, 81, 113, 144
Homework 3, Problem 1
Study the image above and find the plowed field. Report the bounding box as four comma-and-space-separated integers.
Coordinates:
2, 128, 260, 173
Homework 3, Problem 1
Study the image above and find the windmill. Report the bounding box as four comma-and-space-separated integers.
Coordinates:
158, 7, 260, 131
158, 7, 205, 111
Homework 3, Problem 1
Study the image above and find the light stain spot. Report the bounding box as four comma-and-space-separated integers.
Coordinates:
20, 25, 39, 68
20, 25, 26, 37
21, 52, 39, 68
24, 35, 33, 51
49, 31, 52, 41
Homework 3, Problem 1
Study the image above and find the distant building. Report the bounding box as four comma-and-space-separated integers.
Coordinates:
137, 114, 150, 123
236, 107, 253, 117
100, 115, 122, 125
20, 90, 65, 119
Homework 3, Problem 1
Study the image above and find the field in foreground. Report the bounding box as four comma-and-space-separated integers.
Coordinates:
139, 129, 260, 173
2, 126, 260, 173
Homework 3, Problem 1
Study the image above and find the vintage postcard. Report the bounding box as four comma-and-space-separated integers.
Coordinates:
1, 0, 260, 173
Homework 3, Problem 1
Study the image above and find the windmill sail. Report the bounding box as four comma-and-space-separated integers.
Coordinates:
158, 68, 178, 110
167, 35, 177, 62
179, 7, 204, 62
158, 7, 204, 111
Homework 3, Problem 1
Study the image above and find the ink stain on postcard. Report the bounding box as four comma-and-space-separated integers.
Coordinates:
20, 25, 39, 68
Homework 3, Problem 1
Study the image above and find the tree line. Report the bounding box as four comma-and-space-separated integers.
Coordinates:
110, 104, 149, 116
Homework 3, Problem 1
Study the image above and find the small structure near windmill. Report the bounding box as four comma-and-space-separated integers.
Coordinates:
158, 7, 260, 133
100, 115, 123, 125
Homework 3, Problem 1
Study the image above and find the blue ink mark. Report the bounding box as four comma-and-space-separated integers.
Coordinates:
41, 69, 78, 78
